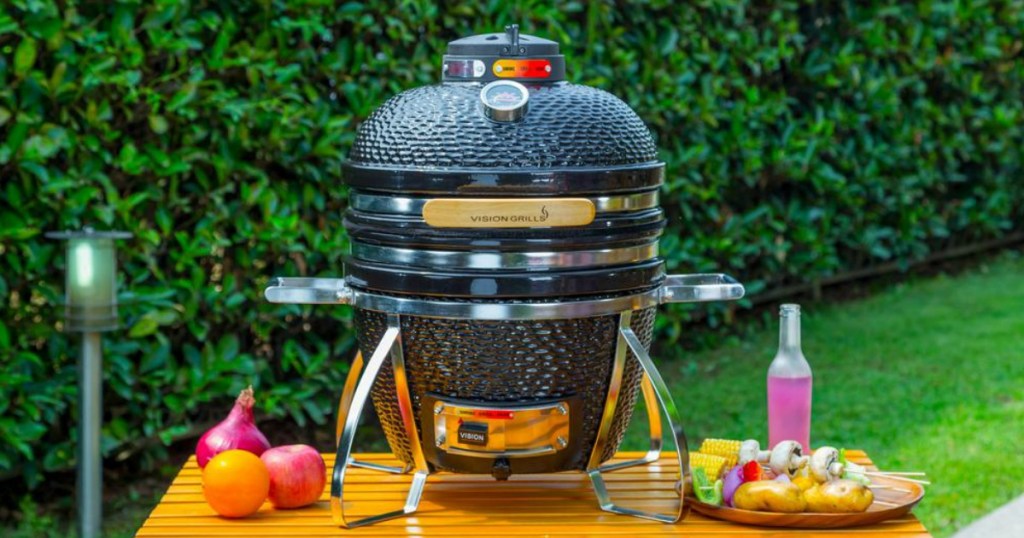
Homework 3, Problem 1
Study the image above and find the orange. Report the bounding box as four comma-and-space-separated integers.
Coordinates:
202, 450, 270, 518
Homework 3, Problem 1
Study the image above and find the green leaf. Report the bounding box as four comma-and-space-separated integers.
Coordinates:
14, 37, 38, 76
25, 15, 62, 40
14, 423, 46, 442
166, 83, 197, 112
0, 12, 19, 36
129, 309, 179, 339
129, 317, 159, 338
17, 161, 49, 182
148, 115, 169, 134
216, 334, 239, 360
22, 134, 62, 160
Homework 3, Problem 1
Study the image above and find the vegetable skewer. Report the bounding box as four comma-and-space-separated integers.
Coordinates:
864, 472, 930, 485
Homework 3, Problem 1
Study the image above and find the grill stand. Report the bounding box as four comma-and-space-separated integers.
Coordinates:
328, 310, 688, 528
330, 314, 429, 528
265, 274, 744, 528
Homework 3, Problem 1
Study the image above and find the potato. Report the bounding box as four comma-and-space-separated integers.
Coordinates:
792, 475, 817, 491
804, 480, 874, 513
732, 480, 807, 513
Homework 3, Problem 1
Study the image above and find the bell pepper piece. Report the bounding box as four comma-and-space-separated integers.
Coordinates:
693, 467, 724, 505
742, 459, 762, 482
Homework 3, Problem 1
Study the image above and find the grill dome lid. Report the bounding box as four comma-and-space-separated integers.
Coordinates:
343, 25, 663, 194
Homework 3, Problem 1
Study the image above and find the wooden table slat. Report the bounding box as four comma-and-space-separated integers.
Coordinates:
136, 450, 930, 537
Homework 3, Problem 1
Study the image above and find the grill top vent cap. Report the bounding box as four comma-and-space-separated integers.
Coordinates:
446, 25, 560, 57
442, 24, 566, 83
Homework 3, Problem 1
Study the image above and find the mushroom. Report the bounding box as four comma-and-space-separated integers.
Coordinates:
738, 439, 768, 465
810, 446, 845, 483
768, 440, 808, 477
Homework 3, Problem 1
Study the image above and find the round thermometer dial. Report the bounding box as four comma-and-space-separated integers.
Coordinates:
480, 80, 530, 122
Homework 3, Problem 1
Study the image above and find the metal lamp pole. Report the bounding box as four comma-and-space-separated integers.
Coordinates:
47, 228, 132, 538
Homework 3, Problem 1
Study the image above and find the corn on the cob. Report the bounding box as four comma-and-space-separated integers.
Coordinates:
698, 438, 742, 469
689, 452, 728, 481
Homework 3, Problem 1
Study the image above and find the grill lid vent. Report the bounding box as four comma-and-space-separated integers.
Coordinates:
443, 24, 566, 82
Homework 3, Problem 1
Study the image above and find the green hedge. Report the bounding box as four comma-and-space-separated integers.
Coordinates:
1, 1, 1022, 487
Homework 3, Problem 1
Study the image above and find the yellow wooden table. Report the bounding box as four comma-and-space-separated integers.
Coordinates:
137, 450, 931, 537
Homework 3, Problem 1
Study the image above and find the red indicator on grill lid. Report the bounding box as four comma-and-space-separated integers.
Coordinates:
472, 409, 515, 420
493, 59, 552, 79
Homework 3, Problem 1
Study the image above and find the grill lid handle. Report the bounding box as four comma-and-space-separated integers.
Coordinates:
659, 274, 745, 304
264, 277, 351, 304
505, 24, 521, 55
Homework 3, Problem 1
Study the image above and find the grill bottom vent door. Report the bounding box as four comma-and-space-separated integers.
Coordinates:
421, 394, 584, 477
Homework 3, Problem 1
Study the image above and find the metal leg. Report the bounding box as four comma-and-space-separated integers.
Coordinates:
336, 351, 409, 474
335, 351, 364, 445
387, 314, 431, 474
586, 311, 632, 470
595, 375, 662, 472
330, 317, 429, 528
586, 312, 690, 524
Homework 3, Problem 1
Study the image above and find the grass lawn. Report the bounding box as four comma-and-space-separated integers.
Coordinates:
620, 253, 1024, 537
6, 254, 1022, 537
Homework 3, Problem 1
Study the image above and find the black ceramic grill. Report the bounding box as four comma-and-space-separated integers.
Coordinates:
265, 25, 744, 528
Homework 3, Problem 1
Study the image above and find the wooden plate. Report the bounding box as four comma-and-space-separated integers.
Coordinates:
687, 475, 925, 528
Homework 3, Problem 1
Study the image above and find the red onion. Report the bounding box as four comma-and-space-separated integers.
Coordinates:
195, 386, 271, 468
722, 465, 744, 507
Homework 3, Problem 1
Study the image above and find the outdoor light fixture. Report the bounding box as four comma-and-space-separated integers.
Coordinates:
46, 227, 132, 538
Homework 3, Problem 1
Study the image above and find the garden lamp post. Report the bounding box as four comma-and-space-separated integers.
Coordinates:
46, 227, 132, 538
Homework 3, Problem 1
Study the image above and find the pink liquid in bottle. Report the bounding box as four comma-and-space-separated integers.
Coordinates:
768, 375, 812, 449
767, 304, 813, 450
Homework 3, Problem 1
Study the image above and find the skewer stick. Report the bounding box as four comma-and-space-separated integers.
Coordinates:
886, 477, 930, 486
865, 472, 930, 485
875, 471, 927, 476
864, 471, 929, 479
873, 499, 900, 507
869, 484, 913, 493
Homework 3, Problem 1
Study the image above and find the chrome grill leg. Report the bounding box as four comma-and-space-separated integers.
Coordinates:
585, 311, 690, 524
594, 375, 662, 472
330, 316, 429, 528
585, 311, 632, 470
336, 351, 411, 475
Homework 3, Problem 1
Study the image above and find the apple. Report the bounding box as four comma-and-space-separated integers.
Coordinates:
260, 444, 326, 509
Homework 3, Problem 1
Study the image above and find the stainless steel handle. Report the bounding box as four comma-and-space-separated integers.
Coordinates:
264, 277, 352, 304
659, 273, 745, 304
265, 273, 744, 310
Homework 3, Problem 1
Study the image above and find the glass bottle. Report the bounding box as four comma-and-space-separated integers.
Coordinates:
767, 304, 813, 450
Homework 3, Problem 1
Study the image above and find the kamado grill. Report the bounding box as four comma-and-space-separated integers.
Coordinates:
265, 25, 745, 527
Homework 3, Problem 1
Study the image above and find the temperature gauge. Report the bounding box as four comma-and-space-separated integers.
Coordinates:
480, 80, 530, 122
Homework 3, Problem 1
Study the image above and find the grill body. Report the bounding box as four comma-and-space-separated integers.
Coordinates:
338, 31, 675, 475
264, 24, 745, 528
